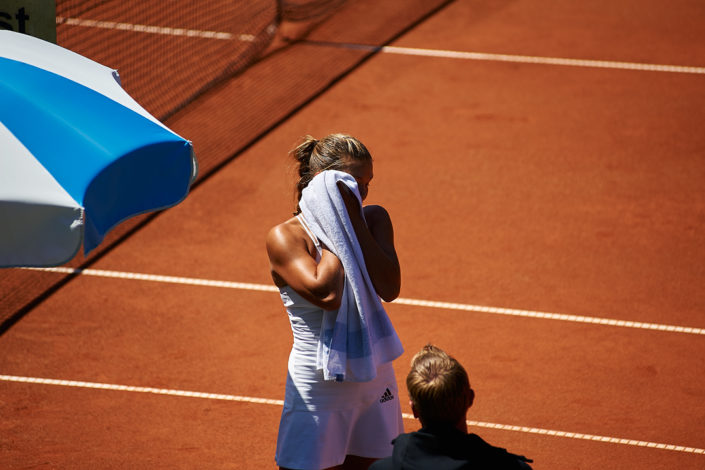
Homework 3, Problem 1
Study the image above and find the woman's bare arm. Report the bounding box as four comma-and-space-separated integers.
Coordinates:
337, 181, 401, 302
266, 221, 345, 310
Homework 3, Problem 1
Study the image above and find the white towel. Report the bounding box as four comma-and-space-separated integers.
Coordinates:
299, 170, 404, 382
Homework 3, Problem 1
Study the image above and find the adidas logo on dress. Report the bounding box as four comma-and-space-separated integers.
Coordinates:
379, 388, 394, 403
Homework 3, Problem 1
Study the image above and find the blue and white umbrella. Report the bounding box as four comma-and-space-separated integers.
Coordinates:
0, 31, 198, 268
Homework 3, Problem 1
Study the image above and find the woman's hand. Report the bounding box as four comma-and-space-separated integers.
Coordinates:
336, 180, 365, 225
336, 181, 401, 302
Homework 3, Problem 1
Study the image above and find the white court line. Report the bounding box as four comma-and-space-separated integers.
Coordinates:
1, 374, 703, 455
380, 46, 705, 74
0, 374, 283, 405
27, 267, 705, 335
55, 16, 265, 42
303, 40, 705, 74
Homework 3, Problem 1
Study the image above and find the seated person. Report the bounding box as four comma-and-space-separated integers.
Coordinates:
370, 344, 533, 469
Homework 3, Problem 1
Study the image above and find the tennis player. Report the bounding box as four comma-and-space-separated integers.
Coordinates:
266, 134, 404, 470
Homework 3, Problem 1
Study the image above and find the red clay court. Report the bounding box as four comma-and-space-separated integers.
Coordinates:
1, 1, 704, 468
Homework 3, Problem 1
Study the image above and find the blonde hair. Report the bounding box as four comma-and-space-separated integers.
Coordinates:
406, 344, 473, 426
290, 133, 371, 212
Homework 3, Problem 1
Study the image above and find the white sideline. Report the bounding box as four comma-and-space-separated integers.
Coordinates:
27, 267, 705, 336
380, 45, 705, 74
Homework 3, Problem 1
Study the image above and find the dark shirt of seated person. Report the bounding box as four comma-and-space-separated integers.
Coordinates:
369, 344, 533, 470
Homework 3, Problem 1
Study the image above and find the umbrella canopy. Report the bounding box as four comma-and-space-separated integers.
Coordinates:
0, 31, 198, 268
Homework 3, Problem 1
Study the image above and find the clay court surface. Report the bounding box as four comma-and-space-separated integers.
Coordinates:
2, 1, 705, 468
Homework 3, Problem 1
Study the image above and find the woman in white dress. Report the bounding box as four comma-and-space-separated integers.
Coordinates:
266, 134, 404, 470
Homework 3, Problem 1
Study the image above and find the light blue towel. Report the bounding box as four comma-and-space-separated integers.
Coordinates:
299, 170, 404, 382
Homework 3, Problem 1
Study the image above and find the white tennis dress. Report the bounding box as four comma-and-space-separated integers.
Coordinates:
275, 216, 404, 470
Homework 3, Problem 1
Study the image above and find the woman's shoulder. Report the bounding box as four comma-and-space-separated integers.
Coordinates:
266, 216, 315, 258
267, 216, 300, 244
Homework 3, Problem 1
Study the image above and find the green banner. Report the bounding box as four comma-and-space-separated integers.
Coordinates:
0, 0, 56, 43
